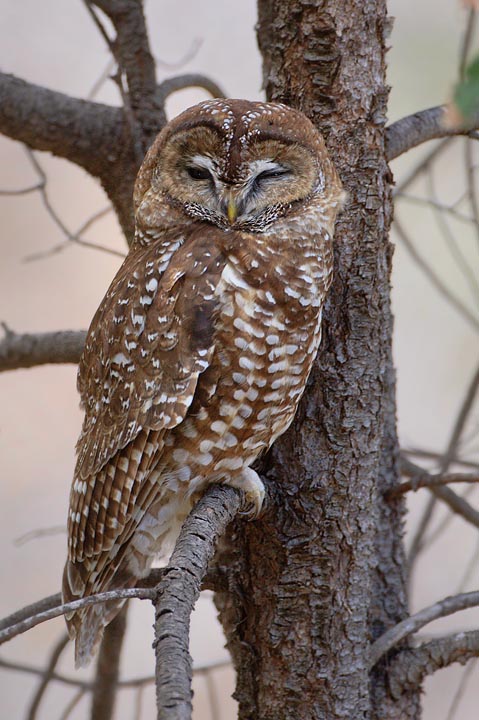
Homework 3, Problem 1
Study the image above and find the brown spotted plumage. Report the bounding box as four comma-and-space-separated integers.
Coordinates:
62, 99, 344, 666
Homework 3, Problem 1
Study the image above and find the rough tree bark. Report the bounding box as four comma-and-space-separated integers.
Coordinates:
213, 2, 420, 719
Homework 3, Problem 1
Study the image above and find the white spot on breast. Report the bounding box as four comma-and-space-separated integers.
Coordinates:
198, 452, 213, 466
211, 420, 228, 434
239, 356, 257, 372
173, 448, 190, 463
214, 457, 243, 471
231, 415, 245, 429
268, 360, 288, 374
234, 337, 248, 351
199, 439, 214, 453
232, 372, 246, 384
177, 466, 192, 482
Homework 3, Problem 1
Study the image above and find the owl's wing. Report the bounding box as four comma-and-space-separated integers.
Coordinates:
76, 229, 224, 479
68, 227, 225, 562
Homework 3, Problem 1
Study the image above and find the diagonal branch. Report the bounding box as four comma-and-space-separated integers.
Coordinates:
0, 588, 154, 646
88, 0, 162, 153
153, 484, 243, 720
0, 566, 225, 644
369, 590, 479, 668
0, 72, 127, 180
393, 472, 479, 495
0, 71, 138, 241
0, 326, 87, 372
387, 630, 479, 698
386, 105, 479, 161
392, 458, 479, 529
26, 633, 70, 720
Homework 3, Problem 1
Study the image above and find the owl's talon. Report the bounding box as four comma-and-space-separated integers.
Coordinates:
226, 468, 265, 520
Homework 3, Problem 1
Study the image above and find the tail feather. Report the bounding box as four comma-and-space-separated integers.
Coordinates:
62, 560, 127, 668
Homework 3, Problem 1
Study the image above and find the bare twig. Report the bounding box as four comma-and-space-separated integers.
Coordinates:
386, 106, 479, 161
0, 183, 43, 196
0, 656, 88, 689
395, 138, 453, 194
0, 588, 154, 646
153, 484, 243, 720
426, 165, 479, 303
445, 657, 477, 720
156, 73, 226, 103
14, 525, 66, 546
369, 590, 479, 668
0, 654, 230, 691
388, 459, 479, 497
459, 8, 477, 80
59, 689, 87, 720
393, 217, 479, 332
387, 630, 479, 698
86, 0, 161, 157
464, 137, 479, 252
403, 448, 479, 471
0, 326, 87, 372
0, 566, 222, 644
429, 483, 479, 530
26, 633, 70, 720
21, 150, 124, 261
395, 192, 476, 224
91, 605, 128, 720
408, 363, 479, 569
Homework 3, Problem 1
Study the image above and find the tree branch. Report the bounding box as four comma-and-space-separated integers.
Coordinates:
88, 0, 163, 153
386, 458, 479, 497
156, 74, 226, 103
0, 565, 225, 645
0, 326, 87, 372
386, 105, 479, 161
387, 630, 479, 698
0, 71, 139, 241
90, 605, 128, 720
153, 484, 243, 720
0, 72, 126, 179
369, 590, 479, 668
0, 588, 154, 646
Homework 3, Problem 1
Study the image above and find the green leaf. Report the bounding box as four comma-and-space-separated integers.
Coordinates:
453, 53, 479, 121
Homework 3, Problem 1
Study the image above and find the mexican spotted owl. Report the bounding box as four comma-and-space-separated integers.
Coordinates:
62, 99, 344, 666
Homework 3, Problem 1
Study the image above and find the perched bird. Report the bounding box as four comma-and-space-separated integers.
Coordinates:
62, 99, 344, 666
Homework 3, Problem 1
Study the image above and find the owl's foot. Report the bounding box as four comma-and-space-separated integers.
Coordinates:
226, 467, 265, 519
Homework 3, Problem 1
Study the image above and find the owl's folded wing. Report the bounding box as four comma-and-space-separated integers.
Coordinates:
68, 228, 226, 562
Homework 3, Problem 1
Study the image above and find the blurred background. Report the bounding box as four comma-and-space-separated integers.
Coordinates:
0, 0, 478, 718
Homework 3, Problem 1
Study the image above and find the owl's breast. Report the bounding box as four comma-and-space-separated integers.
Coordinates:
171, 253, 324, 469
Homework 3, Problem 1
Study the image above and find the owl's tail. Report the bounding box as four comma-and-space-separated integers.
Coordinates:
62, 559, 130, 668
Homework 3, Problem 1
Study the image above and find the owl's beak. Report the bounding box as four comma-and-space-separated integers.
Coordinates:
227, 197, 238, 224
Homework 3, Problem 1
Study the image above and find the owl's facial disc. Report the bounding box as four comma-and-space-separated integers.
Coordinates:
155, 125, 320, 231
184, 156, 294, 225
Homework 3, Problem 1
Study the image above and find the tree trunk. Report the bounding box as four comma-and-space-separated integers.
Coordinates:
214, 2, 421, 718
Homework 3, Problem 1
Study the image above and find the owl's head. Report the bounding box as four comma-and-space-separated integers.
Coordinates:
135, 99, 344, 233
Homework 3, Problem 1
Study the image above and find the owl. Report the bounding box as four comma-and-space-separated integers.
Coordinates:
62, 99, 344, 667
